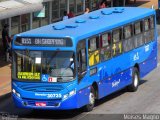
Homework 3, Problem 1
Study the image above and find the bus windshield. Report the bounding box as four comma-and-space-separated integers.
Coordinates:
13, 50, 75, 82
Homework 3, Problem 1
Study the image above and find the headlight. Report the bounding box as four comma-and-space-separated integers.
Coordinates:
63, 89, 76, 101
12, 89, 21, 98
16, 93, 21, 98
63, 94, 69, 100
69, 89, 76, 96
12, 89, 16, 94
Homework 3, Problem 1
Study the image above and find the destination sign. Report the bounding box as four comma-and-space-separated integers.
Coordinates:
15, 37, 72, 47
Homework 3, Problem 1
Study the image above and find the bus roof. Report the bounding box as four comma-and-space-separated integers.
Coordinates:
17, 7, 155, 41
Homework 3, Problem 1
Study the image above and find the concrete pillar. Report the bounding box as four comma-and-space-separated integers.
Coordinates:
30, 13, 33, 30
89, 0, 92, 10
9, 18, 11, 37
58, 1, 60, 17
123, 0, 126, 6
83, 0, 85, 12
19, 15, 22, 32
49, 1, 52, 24
75, 0, 77, 14
111, 0, 113, 7
67, 0, 69, 13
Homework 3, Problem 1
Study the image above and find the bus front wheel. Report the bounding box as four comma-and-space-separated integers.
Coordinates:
128, 67, 139, 92
84, 86, 95, 112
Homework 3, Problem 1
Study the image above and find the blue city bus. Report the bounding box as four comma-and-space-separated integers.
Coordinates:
12, 7, 157, 111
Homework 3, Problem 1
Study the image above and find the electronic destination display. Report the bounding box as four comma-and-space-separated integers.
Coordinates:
15, 37, 72, 47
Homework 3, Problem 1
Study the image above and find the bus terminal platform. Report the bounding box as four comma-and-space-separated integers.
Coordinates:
0, 59, 11, 99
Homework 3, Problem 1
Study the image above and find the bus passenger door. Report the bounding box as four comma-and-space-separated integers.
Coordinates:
77, 40, 87, 82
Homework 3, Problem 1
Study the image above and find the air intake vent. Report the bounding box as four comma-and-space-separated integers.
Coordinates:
53, 25, 66, 30
75, 19, 86, 23
113, 8, 124, 13
89, 15, 100, 19
19, 84, 64, 92
66, 24, 78, 28
101, 10, 112, 15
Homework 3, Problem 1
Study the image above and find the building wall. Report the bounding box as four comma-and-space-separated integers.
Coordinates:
0, 0, 155, 55
0, 0, 101, 41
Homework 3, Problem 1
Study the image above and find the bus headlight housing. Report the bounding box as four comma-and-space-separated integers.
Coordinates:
12, 89, 21, 98
63, 94, 69, 100
63, 89, 76, 101
69, 89, 76, 96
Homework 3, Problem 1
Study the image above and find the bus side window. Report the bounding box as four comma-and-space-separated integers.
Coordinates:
144, 18, 150, 43
100, 32, 112, 61
77, 40, 87, 81
134, 21, 144, 48
150, 16, 154, 29
149, 16, 155, 41
88, 36, 100, 66
144, 19, 149, 31
80, 49, 87, 72
123, 24, 134, 52
112, 28, 122, 56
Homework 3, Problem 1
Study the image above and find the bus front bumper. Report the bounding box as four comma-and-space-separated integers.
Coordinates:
12, 93, 79, 110
12, 86, 90, 110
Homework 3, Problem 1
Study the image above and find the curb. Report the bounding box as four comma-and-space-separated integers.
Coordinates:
0, 92, 11, 102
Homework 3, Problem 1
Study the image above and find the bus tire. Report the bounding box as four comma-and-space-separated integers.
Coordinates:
84, 86, 95, 112
128, 67, 139, 92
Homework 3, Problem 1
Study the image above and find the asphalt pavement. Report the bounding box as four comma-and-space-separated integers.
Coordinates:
0, 64, 160, 120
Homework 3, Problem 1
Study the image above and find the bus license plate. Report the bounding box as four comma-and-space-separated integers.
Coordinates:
35, 102, 46, 107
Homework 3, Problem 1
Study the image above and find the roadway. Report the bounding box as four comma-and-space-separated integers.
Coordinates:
0, 25, 160, 120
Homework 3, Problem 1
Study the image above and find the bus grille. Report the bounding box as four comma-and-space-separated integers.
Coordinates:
19, 84, 64, 92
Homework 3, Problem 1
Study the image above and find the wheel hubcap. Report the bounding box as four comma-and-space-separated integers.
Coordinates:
134, 73, 138, 87
89, 92, 95, 105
